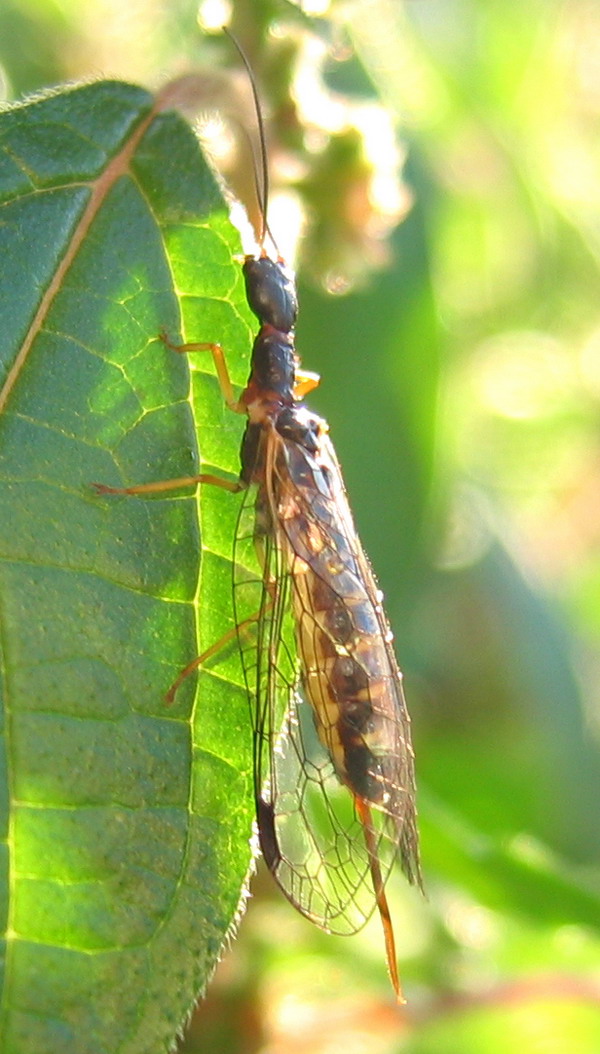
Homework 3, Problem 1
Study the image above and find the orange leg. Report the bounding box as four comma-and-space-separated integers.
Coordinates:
159, 330, 244, 413
165, 605, 268, 705
293, 369, 320, 399
95, 334, 253, 700
94, 470, 250, 703
92, 474, 241, 497
94, 331, 247, 497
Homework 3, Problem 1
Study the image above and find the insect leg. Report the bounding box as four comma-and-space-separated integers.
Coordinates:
92, 474, 241, 497
94, 474, 250, 690
165, 604, 268, 705
94, 328, 247, 496
354, 795, 404, 1004
159, 330, 243, 413
94, 319, 249, 690
293, 369, 320, 399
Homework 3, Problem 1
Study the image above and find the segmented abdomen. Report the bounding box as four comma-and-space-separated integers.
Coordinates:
274, 425, 416, 842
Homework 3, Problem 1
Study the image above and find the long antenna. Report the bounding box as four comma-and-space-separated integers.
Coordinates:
223, 26, 272, 248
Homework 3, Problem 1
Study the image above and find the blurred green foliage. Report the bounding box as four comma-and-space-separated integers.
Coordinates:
2, 0, 600, 1051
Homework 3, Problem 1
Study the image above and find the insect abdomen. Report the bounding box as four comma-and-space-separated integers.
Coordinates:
278, 429, 406, 811
292, 558, 399, 801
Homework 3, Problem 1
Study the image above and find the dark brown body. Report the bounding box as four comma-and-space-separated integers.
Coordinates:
234, 255, 421, 995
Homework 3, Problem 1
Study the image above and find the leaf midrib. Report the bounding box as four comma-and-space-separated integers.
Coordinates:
0, 99, 159, 416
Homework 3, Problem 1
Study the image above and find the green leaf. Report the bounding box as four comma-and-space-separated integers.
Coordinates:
0, 79, 255, 1052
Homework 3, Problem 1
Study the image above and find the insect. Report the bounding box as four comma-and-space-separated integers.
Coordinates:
95, 31, 422, 1002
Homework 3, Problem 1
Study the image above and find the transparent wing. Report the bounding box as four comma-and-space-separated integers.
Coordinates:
265, 691, 398, 934
231, 468, 295, 790
282, 432, 421, 890
232, 425, 420, 936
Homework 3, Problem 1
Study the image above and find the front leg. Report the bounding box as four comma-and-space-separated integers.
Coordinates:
93, 474, 242, 497
159, 330, 245, 414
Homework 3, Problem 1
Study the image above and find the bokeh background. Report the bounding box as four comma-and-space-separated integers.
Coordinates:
3, 0, 600, 1051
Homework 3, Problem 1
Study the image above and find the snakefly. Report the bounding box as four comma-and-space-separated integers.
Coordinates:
95, 32, 422, 1001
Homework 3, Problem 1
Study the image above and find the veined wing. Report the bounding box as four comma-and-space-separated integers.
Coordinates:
231, 463, 297, 817
234, 422, 420, 936
279, 428, 421, 892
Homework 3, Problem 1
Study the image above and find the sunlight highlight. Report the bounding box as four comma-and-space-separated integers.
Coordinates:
473, 332, 574, 420
197, 0, 231, 31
